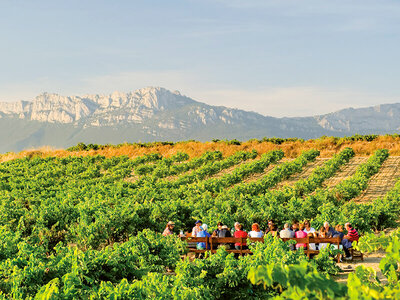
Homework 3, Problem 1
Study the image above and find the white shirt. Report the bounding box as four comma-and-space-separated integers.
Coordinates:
303, 227, 316, 250
192, 226, 202, 237
280, 228, 295, 238
248, 231, 264, 238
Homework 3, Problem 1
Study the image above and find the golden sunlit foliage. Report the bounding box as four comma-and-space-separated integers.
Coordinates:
2, 135, 400, 163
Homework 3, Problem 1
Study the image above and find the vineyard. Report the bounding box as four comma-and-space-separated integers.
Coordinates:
0, 136, 399, 299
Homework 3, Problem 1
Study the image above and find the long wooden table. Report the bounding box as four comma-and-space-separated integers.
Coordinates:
181, 236, 342, 262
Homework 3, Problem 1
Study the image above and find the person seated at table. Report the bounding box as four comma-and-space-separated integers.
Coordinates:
234, 223, 248, 250
212, 222, 223, 237
268, 224, 279, 237
323, 221, 336, 237
303, 220, 317, 250
162, 221, 175, 236
318, 227, 329, 250
273, 224, 280, 237
196, 224, 211, 250
280, 223, 295, 238
280, 223, 295, 250
248, 223, 264, 238
265, 219, 275, 234
342, 223, 359, 260
331, 224, 344, 251
295, 223, 308, 249
291, 220, 299, 233
333, 224, 345, 239
218, 225, 231, 237
192, 220, 203, 237
217, 225, 232, 249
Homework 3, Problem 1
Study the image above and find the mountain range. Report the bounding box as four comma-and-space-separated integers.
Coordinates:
0, 87, 399, 152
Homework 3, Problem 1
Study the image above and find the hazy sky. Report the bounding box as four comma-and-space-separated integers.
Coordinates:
0, 0, 399, 117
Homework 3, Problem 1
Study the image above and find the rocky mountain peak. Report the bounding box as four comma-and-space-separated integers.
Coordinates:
0, 87, 197, 125
314, 103, 400, 132
0, 87, 400, 153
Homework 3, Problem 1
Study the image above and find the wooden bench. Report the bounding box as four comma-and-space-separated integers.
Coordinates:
181, 236, 342, 262
350, 241, 364, 261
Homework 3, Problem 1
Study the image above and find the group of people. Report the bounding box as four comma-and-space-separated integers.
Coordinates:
163, 219, 359, 260
281, 220, 359, 260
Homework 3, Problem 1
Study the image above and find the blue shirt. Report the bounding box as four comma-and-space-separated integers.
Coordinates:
326, 227, 336, 238
197, 230, 211, 249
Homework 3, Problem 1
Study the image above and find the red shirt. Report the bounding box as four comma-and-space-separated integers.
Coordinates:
347, 228, 359, 242
234, 230, 248, 246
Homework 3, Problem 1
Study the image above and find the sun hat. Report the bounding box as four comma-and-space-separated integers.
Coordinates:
221, 225, 228, 229
202, 224, 208, 231
195, 220, 202, 224
167, 221, 175, 225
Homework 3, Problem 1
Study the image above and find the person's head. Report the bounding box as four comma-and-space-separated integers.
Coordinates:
272, 224, 278, 231
252, 223, 260, 232
195, 220, 202, 227
284, 223, 290, 229
202, 224, 208, 231
167, 221, 175, 230
319, 227, 326, 237
299, 223, 305, 230
217, 222, 223, 229
324, 221, 329, 229
268, 220, 274, 229
335, 224, 343, 232
221, 225, 228, 230
292, 222, 299, 230
304, 220, 311, 228
235, 223, 242, 231
345, 222, 352, 231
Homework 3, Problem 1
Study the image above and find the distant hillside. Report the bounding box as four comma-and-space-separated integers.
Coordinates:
0, 87, 399, 152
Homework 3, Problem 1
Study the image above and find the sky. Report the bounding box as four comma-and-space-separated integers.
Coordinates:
0, 0, 399, 117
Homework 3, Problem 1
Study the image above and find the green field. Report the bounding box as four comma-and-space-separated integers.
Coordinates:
0, 142, 399, 299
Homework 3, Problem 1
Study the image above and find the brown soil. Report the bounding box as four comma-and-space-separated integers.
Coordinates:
354, 156, 400, 203
321, 156, 369, 189
163, 169, 193, 182
208, 158, 257, 180
334, 250, 387, 284
163, 158, 256, 182
240, 159, 291, 184
273, 158, 330, 189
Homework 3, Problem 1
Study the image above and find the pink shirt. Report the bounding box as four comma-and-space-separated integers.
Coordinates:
162, 228, 173, 236
295, 230, 307, 248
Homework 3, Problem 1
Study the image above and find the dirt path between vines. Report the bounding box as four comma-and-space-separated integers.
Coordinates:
208, 158, 257, 180
164, 158, 256, 182
354, 156, 400, 203
321, 156, 369, 189
334, 251, 387, 284
240, 159, 292, 184
273, 158, 329, 189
